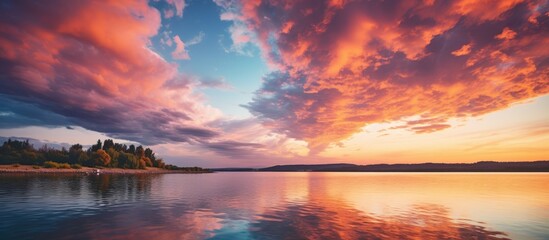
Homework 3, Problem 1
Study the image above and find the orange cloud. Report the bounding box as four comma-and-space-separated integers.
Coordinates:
496, 27, 518, 40
233, 0, 549, 154
452, 44, 472, 56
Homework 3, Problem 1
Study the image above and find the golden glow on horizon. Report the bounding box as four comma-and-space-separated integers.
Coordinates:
321, 95, 549, 164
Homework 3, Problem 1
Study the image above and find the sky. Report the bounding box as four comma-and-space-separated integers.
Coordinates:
0, 0, 548, 167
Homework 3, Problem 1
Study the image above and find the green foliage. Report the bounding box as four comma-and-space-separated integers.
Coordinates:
1, 138, 199, 171
90, 139, 102, 152
70, 164, 82, 169
154, 158, 165, 168
127, 145, 136, 155
102, 139, 114, 151
119, 152, 139, 169
44, 161, 60, 168
42, 148, 69, 164
59, 163, 71, 169
106, 148, 120, 168
0, 139, 32, 164
68, 144, 83, 164
77, 152, 89, 166
164, 165, 208, 172
136, 145, 145, 158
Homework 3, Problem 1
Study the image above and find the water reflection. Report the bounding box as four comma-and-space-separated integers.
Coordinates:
0, 173, 547, 239
250, 200, 509, 239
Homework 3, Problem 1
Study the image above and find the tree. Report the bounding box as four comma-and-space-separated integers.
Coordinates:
106, 148, 120, 168
21, 150, 38, 165
127, 145, 135, 155
144, 148, 154, 160
139, 158, 146, 169
114, 143, 124, 152
77, 151, 89, 165
103, 139, 114, 151
94, 149, 111, 167
155, 158, 165, 168
119, 152, 139, 169
136, 145, 145, 158
0, 138, 178, 170
91, 139, 102, 152
69, 144, 83, 164
142, 157, 153, 167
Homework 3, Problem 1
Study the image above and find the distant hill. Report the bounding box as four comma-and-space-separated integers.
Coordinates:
214, 161, 549, 172
261, 163, 356, 171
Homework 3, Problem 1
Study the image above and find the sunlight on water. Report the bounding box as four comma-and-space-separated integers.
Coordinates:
0, 173, 547, 239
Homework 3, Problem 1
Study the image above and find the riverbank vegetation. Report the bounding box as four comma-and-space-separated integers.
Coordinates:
0, 139, 207, 172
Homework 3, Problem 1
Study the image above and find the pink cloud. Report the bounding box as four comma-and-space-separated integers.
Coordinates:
166, 0, 185, 17
231, 0, 549, 154
172, 35, 190, 60
164, 9, 175, 19
0, 0, 217, 146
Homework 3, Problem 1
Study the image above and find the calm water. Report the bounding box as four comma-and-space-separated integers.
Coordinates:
0, 172, 548, 240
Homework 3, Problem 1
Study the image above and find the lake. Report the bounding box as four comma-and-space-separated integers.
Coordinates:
0, 172, 548, 239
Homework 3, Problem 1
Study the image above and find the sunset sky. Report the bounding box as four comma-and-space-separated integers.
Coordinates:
0, 0, 547, 167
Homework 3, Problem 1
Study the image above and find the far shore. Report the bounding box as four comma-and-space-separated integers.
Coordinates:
0, 165, 212, 175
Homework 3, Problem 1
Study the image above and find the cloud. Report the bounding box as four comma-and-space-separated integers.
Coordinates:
225, 0, 549, 154
164, 9, 175, 19
495, 27, 518, 40
171, 32, 205, 60
214, 0, 257, 55
172, 35, 190, 60
0, 0, 305, 164
163, 75, 232, 90
0, 0, 223, 146
452, 44, 472, 56
0, 95, 71, 128
166, 0, 186, 18
201, 140, 264, 158
198, 77, 232, 89
187, 31, 205, 46
411, 124, 452, 134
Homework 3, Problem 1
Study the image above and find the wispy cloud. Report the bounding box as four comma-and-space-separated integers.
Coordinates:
187, 31, 205, 46
165, 0, 186, 18
171, 32, 205, 60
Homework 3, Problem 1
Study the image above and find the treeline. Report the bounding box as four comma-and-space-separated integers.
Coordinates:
0, 139, 201, 171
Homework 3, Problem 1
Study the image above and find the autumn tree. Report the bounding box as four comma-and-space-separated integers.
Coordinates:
94, 149, 111, 167
106, 148, 120, 168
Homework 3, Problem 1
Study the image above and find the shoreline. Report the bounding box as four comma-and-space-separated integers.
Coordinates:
0, 165, 212, 175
